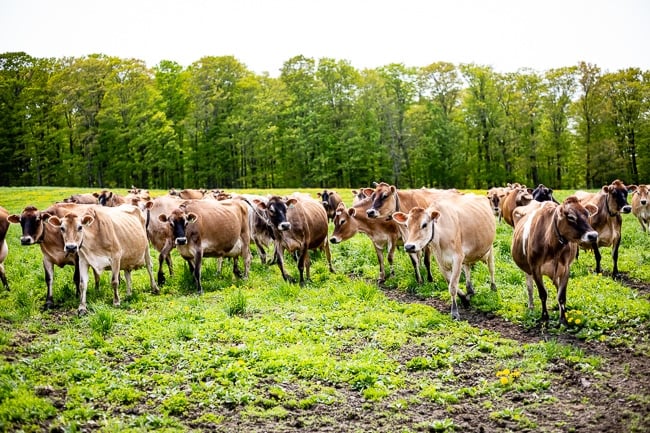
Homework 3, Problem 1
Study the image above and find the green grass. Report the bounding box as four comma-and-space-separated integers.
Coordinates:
0, 187, 648, 431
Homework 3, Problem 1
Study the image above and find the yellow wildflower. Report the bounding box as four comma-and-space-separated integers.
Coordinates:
574, 319, 581, 325
500, 377, 509, 385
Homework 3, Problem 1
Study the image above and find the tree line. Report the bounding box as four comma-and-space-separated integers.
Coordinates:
1, 52, 648, 190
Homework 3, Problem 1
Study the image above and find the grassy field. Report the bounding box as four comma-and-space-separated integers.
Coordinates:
0, 186, 648, 432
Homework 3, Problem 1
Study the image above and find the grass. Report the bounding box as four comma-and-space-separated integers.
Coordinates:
0, 186, 648, 431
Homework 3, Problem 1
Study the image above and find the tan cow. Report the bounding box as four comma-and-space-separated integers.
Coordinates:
575, 179, 636, 276
143, 195, 183, 285
47, 205, 159, 314
94, 190, 126, 207
8, 203, 101, 308
0, 206, 9, 289
365, 182, 460, 219
500, 185, 534, 227
631, 184, 649, 233
169, 188, 207, 200
511, 197, 598, 325
62, 193, 99, 204
256, 195, 333, 285
392, 193, 496, 320
487, 186, 510, 221
159, 199, 252, 293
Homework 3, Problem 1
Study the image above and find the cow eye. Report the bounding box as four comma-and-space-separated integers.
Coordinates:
567, 214, 577, 223
381, 193, 388, 199
421, 222, 428, 229
60, 227, 65, 233
77, 225, 83, 232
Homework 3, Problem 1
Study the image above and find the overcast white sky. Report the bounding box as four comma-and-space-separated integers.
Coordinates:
1, 0, 648, 75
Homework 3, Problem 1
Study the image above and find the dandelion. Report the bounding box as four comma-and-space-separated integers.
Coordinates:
574, 319, 582, 325
568, 317, 574, 323
500, 377, 509, 385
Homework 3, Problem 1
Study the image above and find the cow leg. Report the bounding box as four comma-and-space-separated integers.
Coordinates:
591, 241, 603, 274
463, 264, 474, 296
525, 274, 535, 310
193, 255, 204, 294
77, 263, 90, 316
111, 266, 121, 307
424, 246, 434, 283
556, 272, 571, 326
274, 245, 294, 283
242, 240, 251, 278
124, 271, 133, 297
254, 238, 267, 264
232, 256, 242, 278
408, 252, 423, 284
43, 259, 55, 309
532, 272, 549, 323
448, 258, 466, 320
157, 252, 167, 286
0, 264, 7, 290
611, 237, 622, 277
486, 247, 497, 291
373, 245, 387, 283
144, 245, 159, 294
323, 240, 334, 274
297, 247, 309, 286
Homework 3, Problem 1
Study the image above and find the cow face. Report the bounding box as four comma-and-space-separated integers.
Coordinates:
259, 197, 292, 231
7, 206, 47, 246
604, 180, 632, 215
634, 184, 649, 206
392, 207, 440, 253
532, 184, 555, 203
159, 208, 197, 246
47, 212, 93, 254
330, 203, 358, 244
487, 187, 507, 216
557, 197, 598, 244
367, 182, 397, 219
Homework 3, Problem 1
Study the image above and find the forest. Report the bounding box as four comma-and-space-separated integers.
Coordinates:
0, 51, 648, 190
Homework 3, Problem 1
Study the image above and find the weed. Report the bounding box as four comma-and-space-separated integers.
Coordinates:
224, 288, 247, 317
89, 305, 116, 337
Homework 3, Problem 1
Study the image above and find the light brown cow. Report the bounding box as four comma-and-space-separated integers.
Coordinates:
47, 205, 159, 314
256, 195, 333, 285
169, 188, 207, 200
330, 199, 433, 284
8, 203, 101, 308
0, 206, 9, 289
575, 179, 636, 276
487, 186, 510, 221
365, 182, 459, 219
63, 193, 99, 204
631, 184, 649, 233
392, 193, 496, 320
500, 185, 534, 227
143, 195, 183, 285
159, 199, 252, 293
511, 197, 598, 325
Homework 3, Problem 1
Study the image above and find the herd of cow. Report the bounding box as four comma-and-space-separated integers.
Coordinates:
0, 181, 648, 327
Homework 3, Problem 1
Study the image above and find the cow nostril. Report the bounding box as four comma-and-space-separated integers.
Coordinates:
622, 206, 632, 214
65, 244, 78, 253
329, 237, 339, 244
20, 237, 32, 245
176, 238, 187, 245
404, 244, 415, 252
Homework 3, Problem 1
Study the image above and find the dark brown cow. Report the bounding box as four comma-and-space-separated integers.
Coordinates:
63, 193, 99, 204
48, 205, 159, 314
511, 197, 598, 325
575, 179, 636, 276
500, 185, 534, 227
393, 193, 496, 320
94, 190, 126, 207
631, 184, 649, 233
330, 199, 433, 284
317, 190, 343, 222
256, 195, 334, 285
8, 203, 101, 308
0, 206, 9, 289
159, 199, 252, 293
169, 188, 207, 200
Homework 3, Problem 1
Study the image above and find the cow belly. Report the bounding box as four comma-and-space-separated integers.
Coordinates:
80, 252, 113, 273
202, 238, 242, 257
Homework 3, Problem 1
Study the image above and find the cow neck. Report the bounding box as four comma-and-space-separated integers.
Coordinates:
552, 208, 567, 245
36, 218, 47, 244
605, 194, 619, 217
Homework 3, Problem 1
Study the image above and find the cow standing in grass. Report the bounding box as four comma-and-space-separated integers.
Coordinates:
631, 184, 649, 233
0, 206, 9, 289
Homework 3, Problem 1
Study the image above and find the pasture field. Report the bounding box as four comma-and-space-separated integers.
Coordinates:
0, 186, 648, 432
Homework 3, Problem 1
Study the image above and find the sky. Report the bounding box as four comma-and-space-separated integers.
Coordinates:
1, 0, 649, 76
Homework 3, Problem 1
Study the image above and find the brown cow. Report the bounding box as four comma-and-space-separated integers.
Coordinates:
169, 188, 207, 200
256, 195, 334, 285
330, 199, 433, 284
317, 190, 343, 222
143, 195, 183, 285
47, 205, 159, 314
63, 193, 99, 204
500, 185, 534, 227
631, 184, 649, 233
0, 206, 9, 289
511, 197, 598, 325
365, 182, 460, 219
487, 186, 509, 221
575, 179, 636, 276
393, 193, 496, 320
159, 199, 252, 293
8, 203, 101, 308
94, 190, 126, 207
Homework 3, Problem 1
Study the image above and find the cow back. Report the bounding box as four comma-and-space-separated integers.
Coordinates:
286, 197, 328, 251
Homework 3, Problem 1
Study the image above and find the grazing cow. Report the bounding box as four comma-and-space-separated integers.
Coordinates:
487, 187, 509, 221
0, 206, 9, 289
631, 184, 649, 233
47, 205, 159, 314
575, 179, 636, 276
392, 193, 496, 320
63, 193, 99, 204
317, 190, 343, 222
169, 188, 207, 200
159, 199, 252, 293
500, 185, 534, 227
532, 184, 559, 204
8, 203, 102, 308
143, 195, 183, 285
256, 195, 334, 285
331, 199, 435, 284
94, 190, 126, 207
511, 197, 598, 325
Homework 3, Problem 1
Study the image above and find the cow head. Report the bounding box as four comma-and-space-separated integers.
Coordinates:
330, 203, 360, 244
366, 182, 397, 219
634, 184, 649, 206
532, 184, 556, 203
94, 190, 113, 206
487, 187, 508, 216
7, 206, 49, 246
392, 207, 440, 253
556, 196, 598, 244
604, 180, 633, 215
257, 196, 293, 232
47, 211, 94, 254
159, 208, 197, 246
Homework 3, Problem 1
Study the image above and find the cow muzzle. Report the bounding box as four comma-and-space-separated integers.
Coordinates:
278, 222, 291, 231
404, 243, 418, 253
175, 237, 188, 246
641, 199, 648, 206
20, 236, 35, 245
65, 243, 78, 253
621, 205, 632, 214
330, 236, 340, 244
366, 209, 379, 218
581, 231, 598, 243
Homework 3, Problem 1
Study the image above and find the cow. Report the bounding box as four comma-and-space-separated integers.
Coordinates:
143, 195, 183, 285
575, 179, 636, 276
392, 193, 496, 320
256, 195, 333, 285
169, 188, 207, 200
47, 205, 159, 314
224, 193, 275, 265
500, 185, 534, 227
94, 190, 126, 207
8, 203, 102, 309
511, 197, 598, 325
128, 186, 150, 201
365, 182, 460, 220
351, 189, 369, 206
487, 186, 509, 221
330, 199, 434, 284
532, 184, 559, 204
62, 193, 99, 204
317, 190, 343, 222
0, 206, 9, 289
631, 184, 649, 233
158, 199, 252, 293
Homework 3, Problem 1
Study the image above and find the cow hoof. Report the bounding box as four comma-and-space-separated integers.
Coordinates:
77, 308, 88, 317
451, 311, 461, 321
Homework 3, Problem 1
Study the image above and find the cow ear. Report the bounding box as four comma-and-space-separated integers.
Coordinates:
392, 212, 408, 224
81, 215, 94, 226
144, 200, 154, 210
585, 204, 598, 217
255, 200, 267, 210
7, 214, 20, 224
603, 185, 611, 193
429, 210, 441, 222
187, 213, 198, 224
362, 188, 374, 197
158, 214, 168, 223
336, 202, 346, 212
390, 185, 396, 194
348, 208, 357, 217
627, 185, 638, 193
286, 198, 298, 207
48, 216, 62, 227
317, 192, 322, 198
